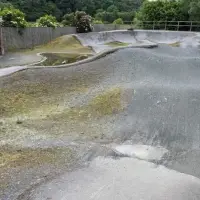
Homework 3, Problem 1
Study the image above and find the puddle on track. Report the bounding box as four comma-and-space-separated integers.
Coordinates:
35, 53, 91, 66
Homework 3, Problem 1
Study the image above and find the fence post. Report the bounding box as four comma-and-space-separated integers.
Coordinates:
177, 21, 180, 31
190, 21, 193, 31
0, 26, 5, 55
165, 21, 167, 30
153, 21, 155, 30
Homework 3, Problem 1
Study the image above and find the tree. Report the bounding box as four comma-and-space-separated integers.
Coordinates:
0, 1, 13, 11
1, 8, 27, 28
107, 5, 118, 13
62, 13, 75, 26
36, 14, 58, 27
187, 0, 200, 21
118, 11, 135, 22
3, 0, 144, 22
136, 0, 186, 22
56, 0, 81, 14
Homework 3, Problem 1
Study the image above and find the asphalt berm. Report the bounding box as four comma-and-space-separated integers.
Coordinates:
1, 30, 200, 200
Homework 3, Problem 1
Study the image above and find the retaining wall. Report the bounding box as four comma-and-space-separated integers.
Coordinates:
2, 25, 119, 52
2, 27, 76, 51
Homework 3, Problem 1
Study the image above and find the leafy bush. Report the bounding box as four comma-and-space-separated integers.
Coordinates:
93, 20, 103, 24
95, 11, 133, 24
1, 8, 27, 28
62, 13, 75, 26
118, 12, 135, 22
27, 22, 38, 27
113, 18, 124, 25
95, 11, 117, 23
75, 11, 93, 33
37, 15, 58, 28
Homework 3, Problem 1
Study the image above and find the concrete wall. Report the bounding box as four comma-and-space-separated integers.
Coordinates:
2, 25, 121, 52
2, 27, 76, 51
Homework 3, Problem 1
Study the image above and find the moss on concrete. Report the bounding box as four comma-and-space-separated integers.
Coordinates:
105, 41, 129, 47
0, 146, 74, 169
51, 87, 123, 121
89, 87, 122, 116
169, 42, 180, 47
0, 81, 87, 117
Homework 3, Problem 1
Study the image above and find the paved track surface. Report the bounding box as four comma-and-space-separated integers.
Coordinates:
27, 45, 200, 200
1, 31, 200, 199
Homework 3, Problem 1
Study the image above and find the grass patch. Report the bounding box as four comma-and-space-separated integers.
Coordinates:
89, 87, 122, 116
0, 147, 74, 169
37, 53, 90, 66
105, 41, 129, 47
23, 35, 93, 54
0, 81, 87, 117
51, 87, 123, 121
168, 42, 180, 47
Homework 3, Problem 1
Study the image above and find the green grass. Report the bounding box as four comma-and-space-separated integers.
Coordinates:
26, 35, 93, 54
0, 81, 87, 117
50, 87, 124, 121
0, 146, 74, 169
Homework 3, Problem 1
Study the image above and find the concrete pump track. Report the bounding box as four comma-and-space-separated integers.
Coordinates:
1, 30, 200, 200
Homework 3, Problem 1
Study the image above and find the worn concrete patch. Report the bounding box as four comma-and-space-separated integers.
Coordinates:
113, 144, 168, 161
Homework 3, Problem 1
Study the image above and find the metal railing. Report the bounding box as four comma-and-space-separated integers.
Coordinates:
123, 21, 200, 32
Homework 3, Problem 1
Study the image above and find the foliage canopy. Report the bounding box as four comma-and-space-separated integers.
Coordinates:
36, 15, 58, 28
0, 7, 27, 28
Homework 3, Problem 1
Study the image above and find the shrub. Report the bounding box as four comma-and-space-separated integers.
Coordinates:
95, 11, 117, 23
27, 22, 38, 27
37, 15, 58, 28
1, 8, 27, 28
75, 11, 93, 33
113, 18, 124, 25
62, 13, 75, 26
118, 12, 135, 22
93, 20, 103, 24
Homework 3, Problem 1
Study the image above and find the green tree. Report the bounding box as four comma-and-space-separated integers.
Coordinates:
37, 14, 58, 27
136, 0, 186, 22
0, 1, 13, 11
56, 0, 81, 14
107, 5, 118, 13
187, 0, 200, 21
62, 13, 75, 26
1, 8, 27, 28
4, 0, 144, 22
118, 11, 135, 22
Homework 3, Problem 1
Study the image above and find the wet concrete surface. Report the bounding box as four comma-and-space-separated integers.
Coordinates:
1, 44, 200, 199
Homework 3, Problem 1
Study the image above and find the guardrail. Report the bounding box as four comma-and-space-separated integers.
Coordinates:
123, 21, 200, 32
